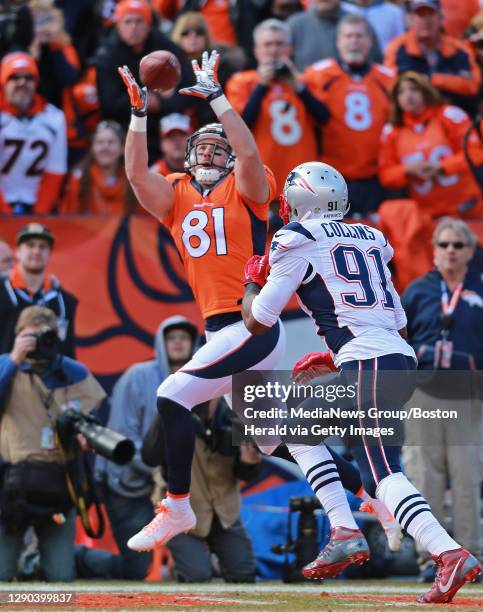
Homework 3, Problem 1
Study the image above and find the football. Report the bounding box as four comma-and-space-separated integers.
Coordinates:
139, 50, 181, 92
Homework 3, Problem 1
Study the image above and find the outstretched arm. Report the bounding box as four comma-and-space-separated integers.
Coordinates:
118, 66, 174, 221
180, 51, 269, 204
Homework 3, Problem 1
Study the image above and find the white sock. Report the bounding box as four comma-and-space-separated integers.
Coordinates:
165, 494, 191, 512
376, 473, 460, 557
287, 443, 358, 530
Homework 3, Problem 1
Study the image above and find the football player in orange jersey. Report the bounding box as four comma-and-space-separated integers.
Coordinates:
225, 18, 328, 193
118, 50, 288, 550
118, 50, 400, 555
304, 13, 395, 216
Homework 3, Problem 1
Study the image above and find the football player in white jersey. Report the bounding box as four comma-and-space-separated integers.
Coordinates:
242, 161, 481, 604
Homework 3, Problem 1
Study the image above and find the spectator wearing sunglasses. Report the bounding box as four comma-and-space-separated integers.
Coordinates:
153, 0, 259, 62
170, 12, 247, 127
401, 217, 483, 582
378, 71, 482, 220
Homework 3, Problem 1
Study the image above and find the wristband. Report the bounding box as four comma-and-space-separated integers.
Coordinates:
129, 114, 147, 132
209, 94, 232, 118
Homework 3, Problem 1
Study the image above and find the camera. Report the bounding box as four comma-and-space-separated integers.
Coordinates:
272, 495, 320, 582
27, 327, 61, 360
192, 404, 245, 457
290, 496, 320, 513
273, 61, 291, 79
56, 409, 135, 465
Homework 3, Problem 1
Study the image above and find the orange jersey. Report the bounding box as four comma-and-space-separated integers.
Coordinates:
441, 0, 479, 39
384, 31, 481, 100
151, 159, 177, 177
225, 71, 318, 193
163, 168, 276, 319
152, 0, 236, 45
304, 59, 395, 180
378, 105, 482, 219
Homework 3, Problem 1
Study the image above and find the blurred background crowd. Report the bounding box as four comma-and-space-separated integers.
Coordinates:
0, 0, 481, 221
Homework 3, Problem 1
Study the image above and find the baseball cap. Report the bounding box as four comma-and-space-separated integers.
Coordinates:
114, 0, 153, 25
160, 113, 191, 136
16, 223, 55, 247
409, 0, 440, 12
163, 319, 198, 342
0, 52, 39, 87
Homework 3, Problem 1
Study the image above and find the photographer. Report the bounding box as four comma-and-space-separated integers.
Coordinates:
0, 306, 105, 582
142, 397, 262, 583
225, 18, 330, 193
75, 315, 199, 580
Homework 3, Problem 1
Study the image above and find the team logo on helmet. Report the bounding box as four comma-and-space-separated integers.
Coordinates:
286, 171, 316, 194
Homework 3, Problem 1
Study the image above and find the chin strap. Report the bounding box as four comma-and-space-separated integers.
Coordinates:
279, 194, 291, 225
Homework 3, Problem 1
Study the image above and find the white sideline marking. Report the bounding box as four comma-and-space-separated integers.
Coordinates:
0, 583, 481, 596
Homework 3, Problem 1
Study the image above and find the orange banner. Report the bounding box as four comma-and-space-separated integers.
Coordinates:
1, 216, 203, 379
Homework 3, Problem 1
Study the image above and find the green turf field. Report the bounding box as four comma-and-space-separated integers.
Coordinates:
0, 580, 481, 611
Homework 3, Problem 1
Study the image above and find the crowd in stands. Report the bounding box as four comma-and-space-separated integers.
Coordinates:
0, 0, 481, 220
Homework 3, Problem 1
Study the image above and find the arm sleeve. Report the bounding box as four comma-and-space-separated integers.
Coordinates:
378, 125, 408, 188
296, 86, 330, 123
47, 44, 80, 86
431, 45, 481, 97
251, 254, 310, 327
437, 106, 479, 176
392, 288, 408, 330
378, 230, 394, 264
0, 356, 18, 417
35, 173, 65, 214
241, 83, 269, 128
383, 37, 400, 71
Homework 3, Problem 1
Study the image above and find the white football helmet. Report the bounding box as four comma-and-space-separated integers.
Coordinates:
280, 161, 350, 224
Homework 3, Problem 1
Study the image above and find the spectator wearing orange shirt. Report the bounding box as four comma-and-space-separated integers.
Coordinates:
152, 0, 260, 61
0, 52, 67, 215
225, 19, 327, 193
61, 121, 137, 215
304, 13, 395, 216
151, 113, 191, 176
440, 0, 480, 39
378, 72, 482, 220
384, 0, 481, 115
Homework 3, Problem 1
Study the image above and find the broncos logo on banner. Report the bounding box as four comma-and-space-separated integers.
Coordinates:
1, 215, 203, 390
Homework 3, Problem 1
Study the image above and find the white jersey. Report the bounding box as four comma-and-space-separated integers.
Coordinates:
252, 219, 416, 365
0, 103, 67, 206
